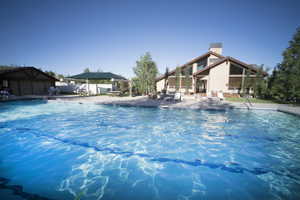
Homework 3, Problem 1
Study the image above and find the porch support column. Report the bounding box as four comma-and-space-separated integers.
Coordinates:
192, 63, 197, 94
86, 79, 90, 95
241, 68, 245, 93
193, 76, 197, 94
207, 75, 210, 95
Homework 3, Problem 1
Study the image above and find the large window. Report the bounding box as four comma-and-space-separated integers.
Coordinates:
229, 64, 243, 75
197, 59, 207, 71
185, 66, 193, 75
168, 77, 176, 88
181, 78, 192, 88
229, 77, 242, 89
180, 66, 193, 76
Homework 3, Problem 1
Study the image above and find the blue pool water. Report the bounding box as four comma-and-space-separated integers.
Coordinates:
0, 100, 300, 200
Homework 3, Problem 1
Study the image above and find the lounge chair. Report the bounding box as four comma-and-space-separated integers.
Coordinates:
163, 96, 173, 101
174, 92, 181, 101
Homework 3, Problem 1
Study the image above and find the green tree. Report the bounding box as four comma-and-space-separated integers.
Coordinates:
131, 77, 140, 95
175, 67, 181, 92
269, 27, 300, 102
119, 81, 129, 94
44, 70, 56, 77
57, 74, 65, 79
43, 70, 66, 80
241, 69, 251, 96
133, 52, 158, 95
253, 65, 268, 98
83, 68, 90, 73
184, 66, 191, 94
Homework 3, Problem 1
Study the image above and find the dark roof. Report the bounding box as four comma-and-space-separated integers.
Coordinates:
0, 66, 59, 81
0, 66, 18, 74
193, 56, 268, 76
68, 72, 127, 80
156, 51, 224, 81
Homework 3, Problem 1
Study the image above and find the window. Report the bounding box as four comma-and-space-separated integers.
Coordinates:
229, 77, 242, 89
229, 64, 244, 75
197, 59, 207, 71
184, 66, 193, 75
167, 77, 176, 88
209, 58, 220, 64
181, 78, 192, 88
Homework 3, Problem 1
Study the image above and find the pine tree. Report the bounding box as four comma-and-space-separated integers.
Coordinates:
270, 27, 300, 102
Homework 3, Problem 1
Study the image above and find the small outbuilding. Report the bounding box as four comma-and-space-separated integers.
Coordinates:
66, 72, 128, 95
0, 66, 58, 96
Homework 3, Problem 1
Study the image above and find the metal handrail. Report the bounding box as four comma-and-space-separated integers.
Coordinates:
243, 95, 253, 109
245, 96, 253, 107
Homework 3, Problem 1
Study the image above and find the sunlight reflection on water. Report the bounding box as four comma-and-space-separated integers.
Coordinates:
0, 100, 299, 200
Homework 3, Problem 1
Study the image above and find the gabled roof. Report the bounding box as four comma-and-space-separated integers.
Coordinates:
0, 66, 59, 81
156, 51, 224, 81
193, 56, 268, 76
68, 72, 127, 80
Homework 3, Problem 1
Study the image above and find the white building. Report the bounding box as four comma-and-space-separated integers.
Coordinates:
156, 43, 267, 96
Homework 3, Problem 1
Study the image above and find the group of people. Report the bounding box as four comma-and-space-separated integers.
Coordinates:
1, 86, 60, 99
0, 87, 12, 99
48, 86, 60, 96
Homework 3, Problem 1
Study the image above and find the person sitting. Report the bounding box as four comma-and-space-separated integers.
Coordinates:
0, 87, 11, 99
48, 86, 60, 96
48, 86, 56, 96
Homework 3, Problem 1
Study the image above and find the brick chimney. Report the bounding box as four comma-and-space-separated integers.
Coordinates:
209, 43, 223, 55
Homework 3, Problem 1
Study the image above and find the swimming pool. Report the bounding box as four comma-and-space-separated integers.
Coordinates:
0, 100, 299, 200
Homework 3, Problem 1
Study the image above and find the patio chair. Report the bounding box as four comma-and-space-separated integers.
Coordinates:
157, 93, 166, 100
174, 92, 182, 101
217, 92, 224, 100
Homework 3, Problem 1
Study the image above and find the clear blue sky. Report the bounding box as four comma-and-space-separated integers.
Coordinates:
0, 0, 299, 78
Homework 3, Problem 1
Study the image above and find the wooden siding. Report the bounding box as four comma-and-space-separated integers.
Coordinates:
1, 68, 55, 96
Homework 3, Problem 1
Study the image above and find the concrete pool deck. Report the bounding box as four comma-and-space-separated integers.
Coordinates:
54, 95, 300, 116
1, 95, 300, 117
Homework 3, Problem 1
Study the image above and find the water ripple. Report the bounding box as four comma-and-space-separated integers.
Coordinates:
13, 127, 299, 180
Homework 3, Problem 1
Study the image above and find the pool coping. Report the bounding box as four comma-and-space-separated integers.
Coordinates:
93, 101, 300, 117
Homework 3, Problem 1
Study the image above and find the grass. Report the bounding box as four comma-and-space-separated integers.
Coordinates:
225, 97, 280, 104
